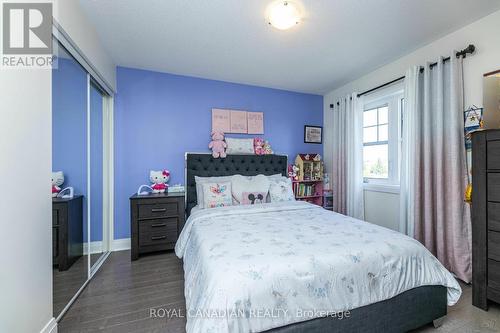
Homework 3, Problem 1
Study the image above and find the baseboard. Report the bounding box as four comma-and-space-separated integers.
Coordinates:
112, 238, 131, 251
83, 238, 131, 254
40, 318, 57, 333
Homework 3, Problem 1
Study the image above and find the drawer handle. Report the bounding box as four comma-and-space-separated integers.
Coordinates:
151, 223, 166, 228
151, 235, 167, 241
151, 208, 167, 213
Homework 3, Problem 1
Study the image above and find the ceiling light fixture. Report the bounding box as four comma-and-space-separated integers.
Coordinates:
267, 1, 301, 30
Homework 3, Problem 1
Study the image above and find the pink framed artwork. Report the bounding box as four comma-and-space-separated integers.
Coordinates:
247, 111, 264, 134
212, 108, 231, 132
230, 110, 248, 133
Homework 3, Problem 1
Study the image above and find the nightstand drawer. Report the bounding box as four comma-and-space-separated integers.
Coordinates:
139, 218, 178, 233
138, 202, 178, 219
139, 221, 177, 246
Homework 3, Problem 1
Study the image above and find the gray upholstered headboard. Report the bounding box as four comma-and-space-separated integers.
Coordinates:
185, 153, 288, 217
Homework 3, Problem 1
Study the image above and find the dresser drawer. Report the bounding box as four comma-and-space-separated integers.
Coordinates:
489, 202, 500, 232
489, 231, 500, 261
489, 259, 500, 291
488, 173, 500, 202
138, 202, 178, 219
488, 141, 500, 170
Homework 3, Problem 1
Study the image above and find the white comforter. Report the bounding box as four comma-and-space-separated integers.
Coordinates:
175, 201, 461, 333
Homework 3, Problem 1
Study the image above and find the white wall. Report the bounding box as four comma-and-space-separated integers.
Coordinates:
55, 0, 116, 92
324, 9, 500, 229
0, 70, 53, 332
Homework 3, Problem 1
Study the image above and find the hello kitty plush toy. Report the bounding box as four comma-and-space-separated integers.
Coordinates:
263, 140, 273, 155
254, 137, 265, 155
209, 130, 227, 158
150, 170, 170, 193
52, 171, 64, 197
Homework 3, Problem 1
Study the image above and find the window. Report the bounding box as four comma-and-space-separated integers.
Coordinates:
362, 89, 403, 188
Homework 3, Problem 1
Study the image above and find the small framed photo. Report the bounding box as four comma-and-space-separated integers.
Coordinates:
304, 125, 322, 144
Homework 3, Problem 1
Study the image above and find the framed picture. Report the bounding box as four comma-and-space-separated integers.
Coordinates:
304, 125, 322, 144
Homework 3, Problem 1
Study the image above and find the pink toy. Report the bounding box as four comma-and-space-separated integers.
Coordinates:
209, 130, 227, 158
254, 137, 265, 155
52, 171, 64, 197
150, 170, 170, 193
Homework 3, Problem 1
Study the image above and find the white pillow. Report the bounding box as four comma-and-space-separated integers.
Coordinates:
269, 178, 295, 202
195, 175, 233, 208
202, 182, 233, 208
225, 138, 254, 155
231, 174, 270, 204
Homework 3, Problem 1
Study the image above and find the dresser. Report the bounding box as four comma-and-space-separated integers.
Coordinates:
130, 192, 185, 260
53, 195, 83, 271
472, 130, 500, 310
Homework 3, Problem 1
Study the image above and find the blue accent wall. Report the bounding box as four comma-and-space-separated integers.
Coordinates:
114, 66, 323, 239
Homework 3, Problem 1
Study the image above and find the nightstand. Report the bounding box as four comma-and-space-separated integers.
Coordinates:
130, 192, 185, 260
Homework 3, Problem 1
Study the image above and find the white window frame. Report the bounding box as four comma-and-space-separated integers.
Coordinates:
362, 84, 404, 193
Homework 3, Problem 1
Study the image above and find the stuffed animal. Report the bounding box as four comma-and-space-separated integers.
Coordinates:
288, 165, 299, 181
263, 140, 273, 154
209, 130, 227, 158
254, 137, 265, 155
52, 171, 64, 197
150, 170, 170, 193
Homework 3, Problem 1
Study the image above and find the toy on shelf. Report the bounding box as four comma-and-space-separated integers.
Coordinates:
254, 137, 265, 155
263, 140, 273, 154
150, 170, 170, 193
52, 171, 64, 197
209, 130, 227, 158
295, 154, 323, 181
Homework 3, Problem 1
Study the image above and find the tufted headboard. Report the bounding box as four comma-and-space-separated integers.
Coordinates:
185, 153, 288, 217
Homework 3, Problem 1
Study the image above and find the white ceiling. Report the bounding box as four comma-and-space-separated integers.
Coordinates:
80, 0, 500, 94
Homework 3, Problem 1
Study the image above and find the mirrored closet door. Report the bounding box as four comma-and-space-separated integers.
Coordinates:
52, 38, 112, 320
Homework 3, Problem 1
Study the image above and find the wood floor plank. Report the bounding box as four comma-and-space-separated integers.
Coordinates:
59, 250, 500, 333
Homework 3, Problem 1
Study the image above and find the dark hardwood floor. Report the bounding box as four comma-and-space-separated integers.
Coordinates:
59, 250, 500, 333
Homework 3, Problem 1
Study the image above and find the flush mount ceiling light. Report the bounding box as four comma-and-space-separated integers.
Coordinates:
267, 1, 301, 30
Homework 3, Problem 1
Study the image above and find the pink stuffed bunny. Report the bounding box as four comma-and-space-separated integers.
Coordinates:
209, 130, 227, 158
254, 137, 265, 155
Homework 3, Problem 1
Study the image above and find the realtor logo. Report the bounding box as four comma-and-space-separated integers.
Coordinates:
2, 2, 52, 54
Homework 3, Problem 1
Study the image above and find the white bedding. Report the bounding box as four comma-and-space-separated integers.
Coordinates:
175, 201, 461, 333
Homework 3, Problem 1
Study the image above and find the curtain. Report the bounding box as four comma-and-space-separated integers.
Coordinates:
401, 53, 472, 282
332, 93, 365, 220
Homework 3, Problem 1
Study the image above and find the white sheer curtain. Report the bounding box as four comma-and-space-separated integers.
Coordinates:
400, 53, 472, 282
332, 93, 365, 220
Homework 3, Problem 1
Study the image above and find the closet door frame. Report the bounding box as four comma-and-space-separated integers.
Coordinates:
52, 22, 114, 320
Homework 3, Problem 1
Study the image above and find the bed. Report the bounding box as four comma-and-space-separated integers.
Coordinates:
177, 153, 461, 333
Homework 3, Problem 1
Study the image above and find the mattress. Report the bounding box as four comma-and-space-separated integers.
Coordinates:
175, 201, 461, 333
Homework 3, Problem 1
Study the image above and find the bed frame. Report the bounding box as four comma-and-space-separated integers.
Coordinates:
184, 153, 447, 332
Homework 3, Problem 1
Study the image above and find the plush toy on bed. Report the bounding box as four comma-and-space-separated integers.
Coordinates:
150, 170, 170, 193
209, 130, 227, 158
254, 137, 265, 155
263, 140, 273, 155
51, 171, 64, 197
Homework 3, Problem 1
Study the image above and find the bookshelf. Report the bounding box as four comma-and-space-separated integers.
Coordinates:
291, 154, 325, 206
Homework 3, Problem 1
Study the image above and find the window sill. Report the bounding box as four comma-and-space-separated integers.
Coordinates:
363, 183, 400, 194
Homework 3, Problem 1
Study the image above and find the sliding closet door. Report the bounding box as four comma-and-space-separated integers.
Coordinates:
89, 82, 107, 267
52, 41, 89, 318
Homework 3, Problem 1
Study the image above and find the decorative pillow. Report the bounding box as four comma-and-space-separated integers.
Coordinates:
241, 192, 267, 205
269, 178, 295, 202
202, 182, 233, 208
231, 174, 270, 204
195, 175, 233, 208
225, 138, 255, 155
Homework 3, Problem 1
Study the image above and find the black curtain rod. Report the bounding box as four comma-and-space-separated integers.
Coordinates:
330, 44, 475, 108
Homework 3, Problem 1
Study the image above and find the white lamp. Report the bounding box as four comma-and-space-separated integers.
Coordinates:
267, 1, 301, 30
